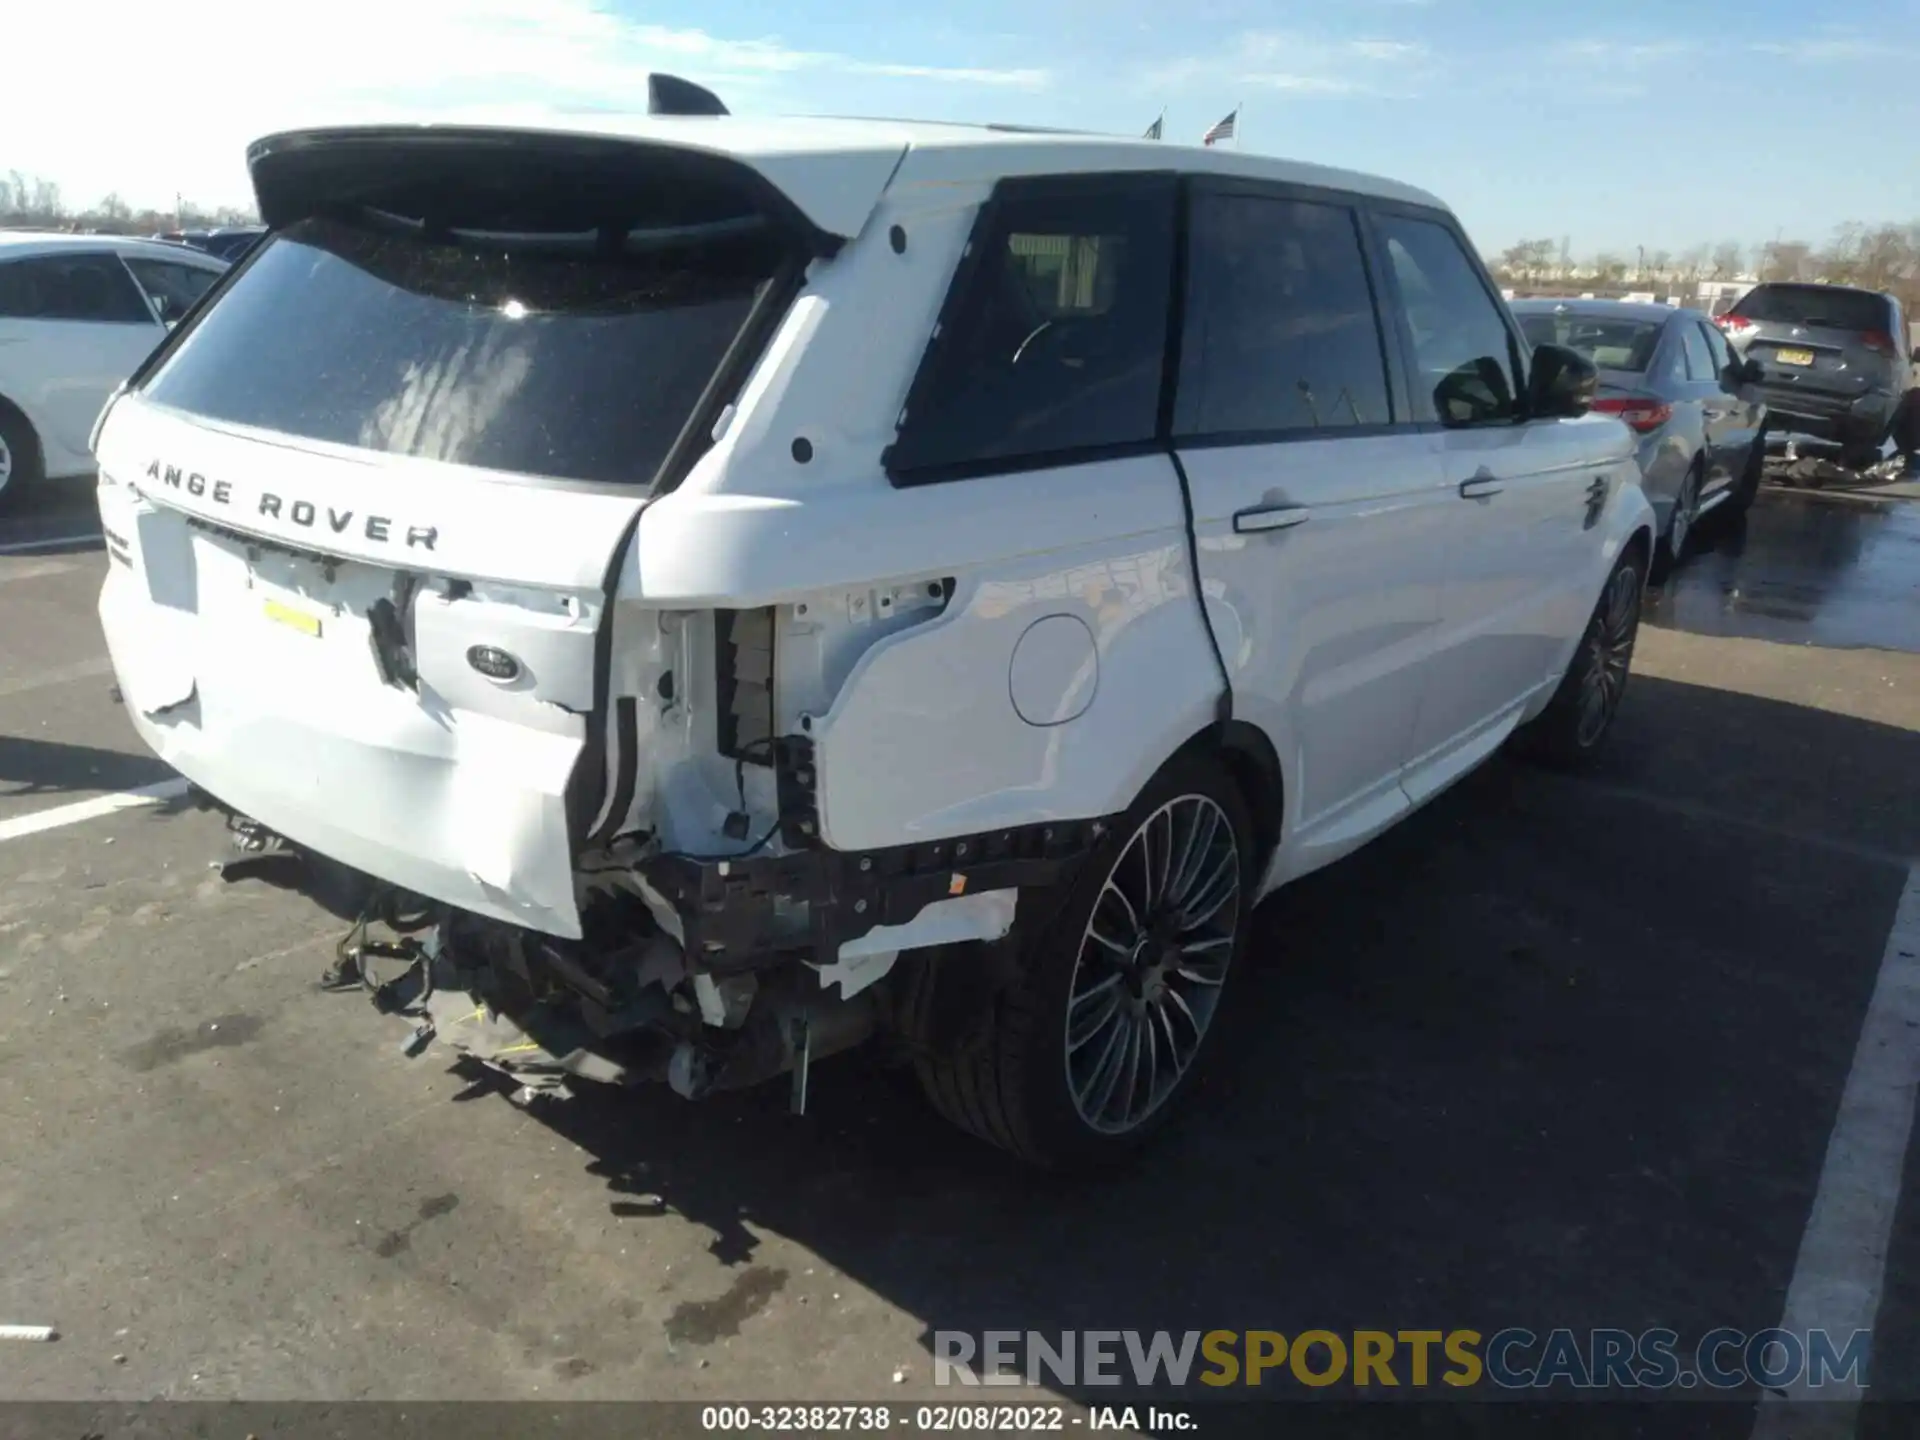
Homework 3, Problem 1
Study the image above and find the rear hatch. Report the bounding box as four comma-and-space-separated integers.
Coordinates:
93, 126, 877, 937
1723, 284, 1897, 400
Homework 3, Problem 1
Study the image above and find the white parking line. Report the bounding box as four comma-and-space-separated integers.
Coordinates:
1751, 861, 1920, 1438
0, 778, 191, 844
0, 532, 103, 555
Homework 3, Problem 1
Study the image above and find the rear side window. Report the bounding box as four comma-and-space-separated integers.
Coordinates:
886, 175, 1176, 478
1374, 215, 1523, 427
1176, 193, 1392, 437
0, 254, 154, 324
1731, 284, 1891, 333
125, 258, 222, 323
143, 216, 781, 487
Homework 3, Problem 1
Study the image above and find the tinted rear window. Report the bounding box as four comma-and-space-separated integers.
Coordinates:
1517, 312, 1664, 373
1730, 284, 1891, 333
142, 216, 779, 486
885, 174, 1176, 477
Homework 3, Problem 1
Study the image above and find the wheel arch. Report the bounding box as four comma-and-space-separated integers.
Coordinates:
1175, 719, 1284, 877
1622, 521, 1653, 573
0, 391, 43, 462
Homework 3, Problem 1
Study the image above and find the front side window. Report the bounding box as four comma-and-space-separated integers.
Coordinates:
0, 253, 154, 324
1375, 216, 1523, 427
1175, 193, 1392, 438
1679, 320, 1716, 382
886, 175, 1176, 477
1700, 321, 1735, 378
143, 215, 783, 487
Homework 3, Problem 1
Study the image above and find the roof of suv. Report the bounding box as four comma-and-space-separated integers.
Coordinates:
1509, 298, 1695, 324
247, 112, 1451, 241
0, 230, 229, 266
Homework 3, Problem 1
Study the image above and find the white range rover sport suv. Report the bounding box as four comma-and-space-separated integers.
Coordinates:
93, 77, 1654, 1170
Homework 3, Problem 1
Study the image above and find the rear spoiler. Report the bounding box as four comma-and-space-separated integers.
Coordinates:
246, 120, 908, 252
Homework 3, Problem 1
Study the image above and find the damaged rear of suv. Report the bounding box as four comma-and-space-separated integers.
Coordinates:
95, 87, 1652, 1169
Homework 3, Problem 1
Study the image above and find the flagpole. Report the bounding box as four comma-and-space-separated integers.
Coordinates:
1234, 98, 1243, 149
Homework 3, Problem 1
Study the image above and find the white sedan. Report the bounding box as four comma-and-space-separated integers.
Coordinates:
0, 232, 228, 508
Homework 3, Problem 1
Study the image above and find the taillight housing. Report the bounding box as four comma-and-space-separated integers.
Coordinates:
1860, 329, 1897, 357
1592, 395, 1673, 434
1715, 314, 1758, 340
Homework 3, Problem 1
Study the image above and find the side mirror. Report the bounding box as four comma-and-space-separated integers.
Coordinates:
1526, 342, 1598, 419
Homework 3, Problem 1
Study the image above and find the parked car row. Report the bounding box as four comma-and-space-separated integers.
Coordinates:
0, 232, 229, 507
1510, 299, 1768, 572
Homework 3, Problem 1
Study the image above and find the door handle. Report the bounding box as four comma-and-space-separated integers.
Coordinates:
1233, 504, 1310, 534
1458, 477, 1504, 500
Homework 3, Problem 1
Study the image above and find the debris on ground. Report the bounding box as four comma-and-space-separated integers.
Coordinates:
0, 1325, 58, 1341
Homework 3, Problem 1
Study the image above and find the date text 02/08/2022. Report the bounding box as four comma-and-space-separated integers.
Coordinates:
698, 1404, 1189, 1432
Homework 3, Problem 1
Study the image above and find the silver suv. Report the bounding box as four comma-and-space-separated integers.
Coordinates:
1716, 282, 1915, 468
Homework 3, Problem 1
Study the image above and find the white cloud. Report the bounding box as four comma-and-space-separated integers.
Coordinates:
1750, 35, 1912, 61
6, 0, 1049, 211
1236, 31, 1432, 97
1549, 37, 1702, 64
1143, 30, 1430, 99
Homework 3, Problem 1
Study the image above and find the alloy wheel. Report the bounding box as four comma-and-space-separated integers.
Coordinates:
1576, 563, 1641, 748
1064, 793, 1241, 1135
0, 433, 12, 494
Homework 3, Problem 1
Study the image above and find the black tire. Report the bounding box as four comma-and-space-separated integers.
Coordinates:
909, 750, 1256, 1171
1510, 546, 1646, 769
1840, 428, 1886, 473
1651, 460, 1702, 584
1718, 424, 1765, 524
0, 403, 43, 513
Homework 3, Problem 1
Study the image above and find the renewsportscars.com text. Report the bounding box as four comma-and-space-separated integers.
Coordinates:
933, 1328, 1871, 1392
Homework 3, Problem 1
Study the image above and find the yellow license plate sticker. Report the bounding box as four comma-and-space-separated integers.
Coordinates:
1775, 347, 1814, 366
263, 598, 322, 637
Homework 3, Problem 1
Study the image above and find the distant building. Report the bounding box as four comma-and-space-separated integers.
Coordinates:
1696, 278, 1757, 315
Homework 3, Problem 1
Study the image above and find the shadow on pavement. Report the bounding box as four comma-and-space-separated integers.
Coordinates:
0, 734, 175, 800
452, 672, 1919, 1419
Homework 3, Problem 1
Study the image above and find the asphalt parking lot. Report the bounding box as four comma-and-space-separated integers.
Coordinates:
2, 474, 1919, 1434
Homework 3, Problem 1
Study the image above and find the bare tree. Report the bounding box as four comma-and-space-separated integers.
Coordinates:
1709, 242, 1744, 279
0, 169, 258, 234
1591, 252, 1627, 284
1675, 244, 1710, 285
1646, 249, 1673, 280
1494, 237, 1558, 282
1758, 239, 1814, 283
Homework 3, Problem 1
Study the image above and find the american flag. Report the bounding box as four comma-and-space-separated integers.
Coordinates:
1202, 109, 1237, 146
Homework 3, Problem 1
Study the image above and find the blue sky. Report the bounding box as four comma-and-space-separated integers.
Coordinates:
14, 0, 1920, 258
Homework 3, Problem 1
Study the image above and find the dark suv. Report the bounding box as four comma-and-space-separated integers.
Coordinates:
1715, 283, 1914, 468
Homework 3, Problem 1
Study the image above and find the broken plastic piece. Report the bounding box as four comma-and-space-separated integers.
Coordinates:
788, 1011, 812, 1116
0, 1326, 57, 1342
400, 1022, 435, 1058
